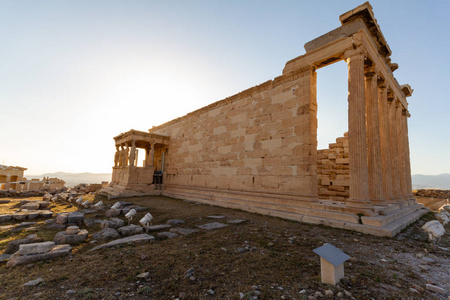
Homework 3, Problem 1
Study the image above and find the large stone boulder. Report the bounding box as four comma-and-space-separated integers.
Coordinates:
92, 228, 120, 241
54, 229, 88, 245
21, 202, 40, 210
117, 224, 144, 236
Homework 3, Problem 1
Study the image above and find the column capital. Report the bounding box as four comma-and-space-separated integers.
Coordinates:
344, 47, 366, 62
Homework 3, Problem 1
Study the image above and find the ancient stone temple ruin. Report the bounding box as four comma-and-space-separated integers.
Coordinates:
102, 2, 426, 236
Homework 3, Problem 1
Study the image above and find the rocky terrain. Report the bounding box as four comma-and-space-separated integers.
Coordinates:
0, 193, 449, 299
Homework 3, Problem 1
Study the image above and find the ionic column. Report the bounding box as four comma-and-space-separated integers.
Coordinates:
377, 82, 394, 202
388, 97, 401, 201
344, 49, 372, 209
365, 68, 385, 205
396, 102, 407, 200
402, 109, 414, 200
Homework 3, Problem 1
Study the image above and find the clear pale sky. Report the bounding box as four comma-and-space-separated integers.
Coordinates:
1, 0, 449, 175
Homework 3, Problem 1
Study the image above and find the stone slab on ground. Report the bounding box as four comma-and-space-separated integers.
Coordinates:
83, 218, 103, 227
5, 236, 44, 254
0, 254, 12, 262
67, 212, 84, 224
35, 201, 50, 209
47, 223, 66, 230
105, 209, 121, 218
146, 224, 172, 232
197, 222, 228, 230
18, 241, 56, 255
170, 228, 199, 236
89, 234, 155, 251
227, 219, 248, 224
92, 228, 120, 241
39, 211, 53, 218
27, 212, 40, 220
7, 244, 72, 267
23, 278, 45, 287
156, 232, 179, 239
56, 213, 69, 224
101, 218, 125, 229
0, 214, 12, 222
12, 213, 28, 221
21, 202, 40, 210
81, 209, 98, 214
118, 224, 144, 236
0, 200, 11, 204
167, 219, 185, 225
54, 230, 89, 245
16, 222, 37, 227
207, 215, 226, 219
121, 206, 147, 215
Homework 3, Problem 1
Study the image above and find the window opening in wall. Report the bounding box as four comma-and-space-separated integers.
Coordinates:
316, 60, 348, 150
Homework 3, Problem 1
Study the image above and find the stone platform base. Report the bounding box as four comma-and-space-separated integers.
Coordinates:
161, 184, 428, 237
99, 184, 161, 199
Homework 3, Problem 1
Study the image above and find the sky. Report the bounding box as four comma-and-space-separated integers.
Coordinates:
0, 0, 449, 176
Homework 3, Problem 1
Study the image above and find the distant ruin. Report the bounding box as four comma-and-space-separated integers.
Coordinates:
102, 2, 426, 236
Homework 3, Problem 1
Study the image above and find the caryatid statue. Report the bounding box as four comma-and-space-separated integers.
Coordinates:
129, 140, 136, 167
114, 145, 120, 167
122, 146, 129, 167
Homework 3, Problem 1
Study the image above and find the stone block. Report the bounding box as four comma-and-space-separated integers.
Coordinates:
92, 228, 120, 241
7, 244, 72, 267
18, 241, 56, 255
21, 202, 40, 210
67, 211, 84, 224
118, 224, 144, 236
89, 234, 155, 252
54, 230, 88, 245
0, 214, 13, 222
56, 213, 68, 224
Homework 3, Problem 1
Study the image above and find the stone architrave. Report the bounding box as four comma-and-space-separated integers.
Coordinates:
388, 96, 401, 201
377, 83, 394, 202
364, 68, 385, 205
344, 49, 372, 209
396, 101, 407, 200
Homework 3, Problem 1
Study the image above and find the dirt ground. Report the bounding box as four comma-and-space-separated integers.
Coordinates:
0, 195, 449, 300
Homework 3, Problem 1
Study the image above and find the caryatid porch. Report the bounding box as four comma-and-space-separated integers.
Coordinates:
106, 130, 170, 197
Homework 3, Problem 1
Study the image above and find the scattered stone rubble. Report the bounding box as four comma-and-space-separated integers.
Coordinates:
6, 241, 72, 267
413, 189, 450, 199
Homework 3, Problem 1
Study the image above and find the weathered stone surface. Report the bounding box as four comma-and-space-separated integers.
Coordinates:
5, 237, 43, 254
83, 218, 103, 227
207, 215, 226, 219
56, 213, 69, 224
156, 232, 179, 239
167, 219, 185, 225
89, 234, 154, 251
0, 214, 12, 222
67, 212, 84, 224
16, 222, 36, 227
105, 209, 121, 218
23, 278, 45, 287
0, 200, 11, 204
18, 241, 55, 255
197, 222, 228, 230
36, 201, 50, 209
81, 209, 97, 214
92, 228, 120, 241
146, 224, 172, 232
7, 244, 72, 267
425, 284, 447, 295
12, 213, 28, 221
27, 212, 40, 220
227, 219, 247, 224
66, 226, 80, 235
101, 217, 125, 229
118, 224, 144, 236
47, 223, 66, 230
21, 202, 40, 210
170, 228, 199, 236
54, 230, 88, 245
0, 254, 12, 262
121, 205, 147, 215
39, 211, 53, 218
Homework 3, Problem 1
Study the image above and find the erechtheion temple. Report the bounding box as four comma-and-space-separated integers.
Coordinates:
102, 2, 427, 236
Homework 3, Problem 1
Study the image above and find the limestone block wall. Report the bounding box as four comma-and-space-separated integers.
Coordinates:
150, 66, 318, 204
317, 133, 350, 201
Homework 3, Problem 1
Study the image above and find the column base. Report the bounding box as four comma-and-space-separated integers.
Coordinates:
345, 199, 374, 210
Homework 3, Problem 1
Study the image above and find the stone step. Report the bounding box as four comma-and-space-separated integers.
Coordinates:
361, 203, 424, 227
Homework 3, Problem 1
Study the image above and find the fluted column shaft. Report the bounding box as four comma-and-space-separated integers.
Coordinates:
345, 50, 372, 209
388, 97, 401, 201
365, 70, 385, 205
378, 84, 394, 202
402, 110, 414, 199
396, 102, 407, 199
